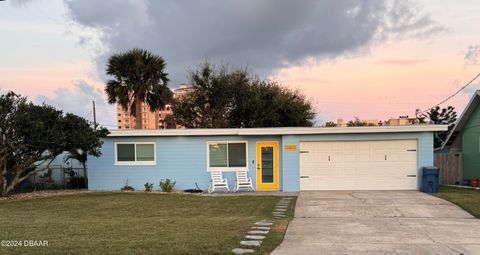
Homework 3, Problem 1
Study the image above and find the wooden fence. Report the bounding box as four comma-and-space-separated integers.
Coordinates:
434, 153, 463, 185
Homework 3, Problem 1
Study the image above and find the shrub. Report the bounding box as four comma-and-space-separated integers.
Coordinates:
65, 169, 86, 189
68, 176, 86, 189
144, 182, 154, 192
121, 179, 135, 192
159, 178, 176, 192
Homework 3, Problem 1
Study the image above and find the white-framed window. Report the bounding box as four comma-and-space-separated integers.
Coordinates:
115, 142, 156, 166
207, 141, 248, 171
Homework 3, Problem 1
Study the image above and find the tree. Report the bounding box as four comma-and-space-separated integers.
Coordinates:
325, 121, 336, 127
64, 114, 110, 188
173, 62, 315, 128
0, 92, 108, 195
229, 79, 314, 127
105, 48, 172, 129
347, 117, 369, 127
418, 106, 457, 148
173, 62, 237, 128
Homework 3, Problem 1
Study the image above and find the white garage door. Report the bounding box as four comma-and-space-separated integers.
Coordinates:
299, 140, 418, 190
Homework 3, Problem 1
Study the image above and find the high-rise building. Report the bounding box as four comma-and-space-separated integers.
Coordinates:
116, 84, 193, 129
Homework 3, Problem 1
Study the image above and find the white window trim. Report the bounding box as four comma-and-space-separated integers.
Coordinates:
206, 140, 248, 172
115, 142, 156, 166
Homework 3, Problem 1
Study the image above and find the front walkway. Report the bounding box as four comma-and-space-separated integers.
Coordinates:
272, 191, 480, 255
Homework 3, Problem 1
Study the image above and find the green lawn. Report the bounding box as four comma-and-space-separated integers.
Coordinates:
0, 192, 296, 255
434, 186, 480, 218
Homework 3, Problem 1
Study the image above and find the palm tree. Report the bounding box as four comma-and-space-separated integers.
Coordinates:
105, 48, 172, 129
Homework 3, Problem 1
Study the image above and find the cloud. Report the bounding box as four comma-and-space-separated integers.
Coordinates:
34, 81, 116, 128
464, 45, 480, 66
64, 0, 443, 85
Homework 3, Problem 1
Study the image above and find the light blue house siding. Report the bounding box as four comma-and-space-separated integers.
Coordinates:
88, 131, 434, 192
88, 135, 282, 191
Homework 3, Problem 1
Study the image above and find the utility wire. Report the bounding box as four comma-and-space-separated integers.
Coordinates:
422, 72, 480, 113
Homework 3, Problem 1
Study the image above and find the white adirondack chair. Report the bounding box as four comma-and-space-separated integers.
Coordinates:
208, 171, 229, 193
234, 170, 254, 191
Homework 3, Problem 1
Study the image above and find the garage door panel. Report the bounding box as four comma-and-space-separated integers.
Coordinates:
299, 140, 418, 190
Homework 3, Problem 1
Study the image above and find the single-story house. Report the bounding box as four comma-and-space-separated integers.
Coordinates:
441, 90, 480, 180
88, 125, 447, 192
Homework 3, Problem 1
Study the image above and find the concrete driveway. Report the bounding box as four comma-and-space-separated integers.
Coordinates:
272, 191, 480, 255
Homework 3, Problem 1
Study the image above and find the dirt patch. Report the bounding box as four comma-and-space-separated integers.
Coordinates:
0, 189, 90, 201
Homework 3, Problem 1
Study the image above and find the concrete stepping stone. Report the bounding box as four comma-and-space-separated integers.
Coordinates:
282, 197, 294, 200
248, 230, 269, 235
252, 226, 270, 230
245, 235, 266, 240
240, 240, 262, 246
232, 248, 255, 254
275, 208, 287, 212
276, 205, 288, 208
254, 221, 273, 226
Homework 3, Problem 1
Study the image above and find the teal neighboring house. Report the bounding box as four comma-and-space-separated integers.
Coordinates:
88, 125, 446, 192
442, 90, 480, 180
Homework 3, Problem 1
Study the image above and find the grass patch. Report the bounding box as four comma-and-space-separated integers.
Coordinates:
434, 186, 480, 218
0, 192, 296, 255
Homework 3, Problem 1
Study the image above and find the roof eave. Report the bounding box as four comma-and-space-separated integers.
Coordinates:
107, 125, 448, 137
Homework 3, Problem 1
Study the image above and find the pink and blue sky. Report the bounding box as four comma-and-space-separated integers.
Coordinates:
1, 0, 479, 128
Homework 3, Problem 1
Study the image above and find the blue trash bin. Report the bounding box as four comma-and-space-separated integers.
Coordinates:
421, 166, 439, 193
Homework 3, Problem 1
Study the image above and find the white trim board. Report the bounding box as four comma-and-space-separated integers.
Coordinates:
109, 125, 448, 137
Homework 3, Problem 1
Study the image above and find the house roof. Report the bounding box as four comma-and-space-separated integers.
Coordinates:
442, 90, 480, 150
108, 125, 448, 137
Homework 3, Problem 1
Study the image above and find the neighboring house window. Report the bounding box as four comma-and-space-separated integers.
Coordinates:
207, 141, 247, 171
115, 143, 156, 165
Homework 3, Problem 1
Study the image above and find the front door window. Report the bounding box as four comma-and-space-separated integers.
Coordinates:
261, 147, 274, 183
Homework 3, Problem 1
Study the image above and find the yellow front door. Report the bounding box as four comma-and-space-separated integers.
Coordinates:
256, 141, 279, 190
